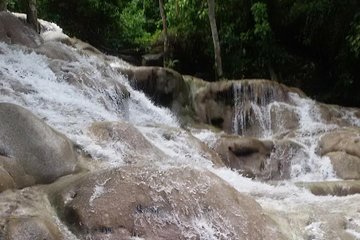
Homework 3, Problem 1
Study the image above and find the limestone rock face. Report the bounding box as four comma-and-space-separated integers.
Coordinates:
35, 41, 77, 61
184, 77, 292, 134
325, 152, 360, 179
0, 103, 78, 186
270, 103, 300, 136
120, 66, 190, 115
214, 135, 274, 179
318, 103, 360, 127
319, 128, 360, 157
299, 180, 360, 196
48, 59, 130, 116
0, 156, 35, 191
0, 12, 42, 48
319, 128, 360, 179
0, 187, 70, 240
5, 217, 63, 240
89, 121, 166, 164
53, 166, 284, 240
213, 135, 307, 180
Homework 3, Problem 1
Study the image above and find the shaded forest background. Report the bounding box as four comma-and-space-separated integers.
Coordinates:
7, 0, 360, 107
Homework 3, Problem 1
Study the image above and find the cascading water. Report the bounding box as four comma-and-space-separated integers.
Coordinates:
231, 80, 360, 182
1, 16, 360, 239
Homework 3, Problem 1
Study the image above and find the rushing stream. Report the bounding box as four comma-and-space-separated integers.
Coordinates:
1, 17, 360, 239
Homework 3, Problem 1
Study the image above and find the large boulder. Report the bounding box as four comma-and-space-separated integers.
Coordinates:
89, 121, 166, 164
324, 152, 360, 179
0, 187, 73, 240
0, 12, 42, 48
119, 66, 190, 116
184, 76, 292, 134
140, 124, 225, 167
318, 128, 360, 179
4, 217, 63, 240
0, 103, 78, 187
213, 134, 307, 180
213, 134, 274, 179
318, 103, 360, 127
51, 166, 284, 240
48, 59, 130, 117
298, 180, 360, 196
270, 102, 300, 136
89, 122, 224, 167
35, 41, 77, 61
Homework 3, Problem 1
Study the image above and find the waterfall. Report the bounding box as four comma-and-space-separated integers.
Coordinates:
232, 81, 341, 181
233, 80, 287, 137
1, 16, 360, 239
0, 41, 178, 166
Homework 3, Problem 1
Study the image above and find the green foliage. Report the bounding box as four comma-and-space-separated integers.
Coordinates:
347, 14, 360, 58
7, 0, 360, 106
251, 2, 271, 40
120, 0, 151, 47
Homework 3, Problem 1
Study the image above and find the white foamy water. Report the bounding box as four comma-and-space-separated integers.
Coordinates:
1, 18, 360, 239
0, 41, 177, 166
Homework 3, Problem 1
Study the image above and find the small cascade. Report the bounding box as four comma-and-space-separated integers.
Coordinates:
0, 41, 177, 165
233, 80, 287, 137
232, 81, 340, 181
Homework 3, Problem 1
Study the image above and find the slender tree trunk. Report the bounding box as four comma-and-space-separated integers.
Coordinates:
158, 0, 168, 67
207, 0, 223, 79
0, 0, 7, 11
26, 0, 39, 33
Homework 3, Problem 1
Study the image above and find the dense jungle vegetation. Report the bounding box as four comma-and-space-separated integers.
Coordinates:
7, 0, 360, 107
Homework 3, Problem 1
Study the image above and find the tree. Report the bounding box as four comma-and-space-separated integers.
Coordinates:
25, 0, 39, 33
0, 0, 7, 11
159, 0, 169, 67
207, 0, 223, 79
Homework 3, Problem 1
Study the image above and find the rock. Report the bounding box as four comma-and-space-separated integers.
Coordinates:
0, 187, 73, 240
318, 103, 360, 127
213, 134, 307, 180
213, 134, 275, 179
119, 66, 190, 116
0, 12, 42, 48
270, 139, 308, 179
67, 37, 104, 56
48, 60, 130, 116
270, 103, 300, 135
4, 217, 63, 240
141, 125, 225, 167
319, 128, 360, 158
52, 166, 284, 240
89, 121, 166, 164
35, 41, 77, 61
0, 103, 78, 184
298, 180, 360, 196
184, 76, 292, 134
0, 156, 35, 191
0, 165, 15, 192
318, 128, 360, 179
325, 152, 360, 179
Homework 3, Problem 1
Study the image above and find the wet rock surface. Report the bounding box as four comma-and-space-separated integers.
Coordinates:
0, 103, 78, 186
319, 128, 360, 179
89, 121, 166, 164
52, 166, 284, 240
0, 12, 42, 48
120, 66, 190, 116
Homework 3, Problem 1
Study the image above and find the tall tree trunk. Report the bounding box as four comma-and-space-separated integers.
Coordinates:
207, 0, 223, 79
26, 0, 39, 33
158, 0, 168, 67
0, 0, 7, 11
